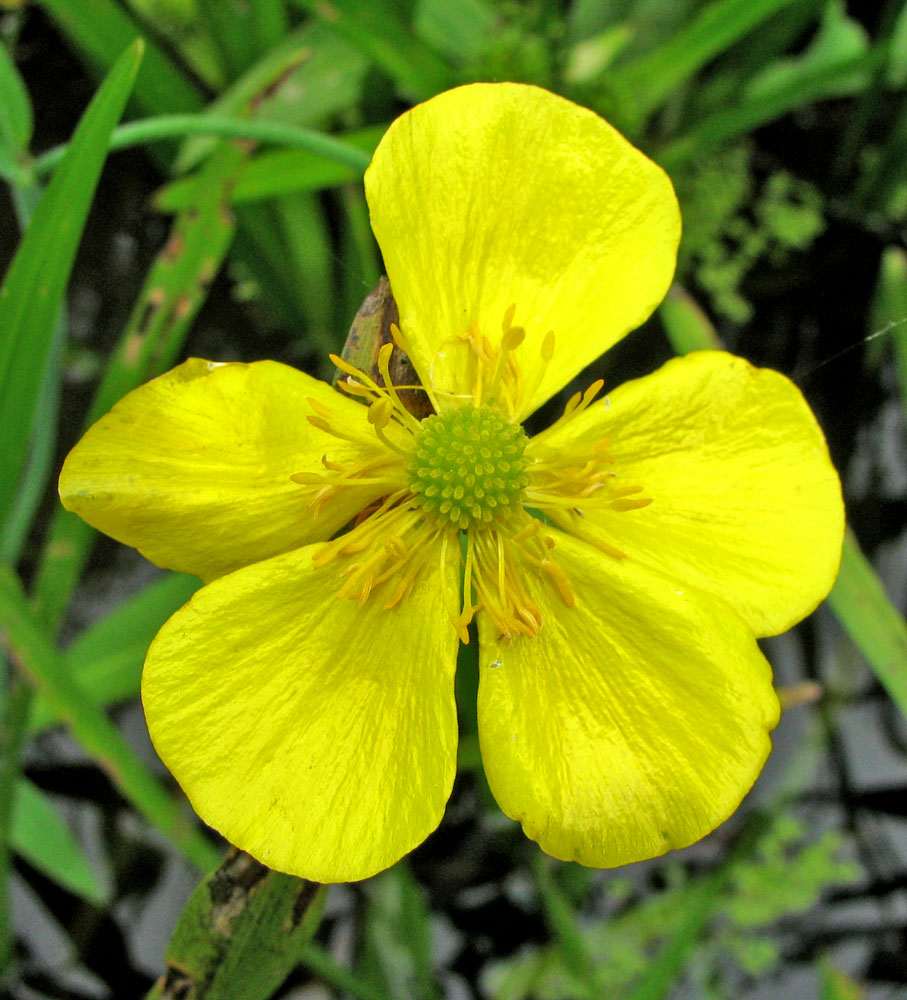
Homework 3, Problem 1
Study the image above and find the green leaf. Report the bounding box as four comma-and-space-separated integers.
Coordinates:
0, 40, 143, 527
827, 529, 907, 719
868, 246, 907, 413
609, 0, 798, 121
146, 849, 326, 1000
0, 562, 220, 873
819, 962, 865, 1000
30, 572, 200, 734
37, 0, 204, 116
290, 0, 453, 98
11, 778, 108, 905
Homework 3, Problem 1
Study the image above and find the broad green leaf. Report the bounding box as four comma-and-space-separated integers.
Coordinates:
609, 0, 798, 121
0, 562, 220, 873
155, 125, 382, 211
11, 779, 107, 905
290, 0, 453, 98
0, 40, 143, 527
146, 849, 326, 1000
37, 0, 203, 116
827, 529, 907, 719
30, 572, 200, 734
33, 141, 242, 631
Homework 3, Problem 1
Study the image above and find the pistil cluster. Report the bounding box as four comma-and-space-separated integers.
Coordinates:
292, 312, 650, 642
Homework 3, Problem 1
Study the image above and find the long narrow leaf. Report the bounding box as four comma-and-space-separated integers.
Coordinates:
0, 563, 220, 873
0, 40, 144, 526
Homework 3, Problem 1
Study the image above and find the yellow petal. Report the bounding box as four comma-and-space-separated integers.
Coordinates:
365, 83, 680, 417
60, 359, 395, 581
143, 538, 459, 883
532, 351, 844, 636
477, 529, 779, 868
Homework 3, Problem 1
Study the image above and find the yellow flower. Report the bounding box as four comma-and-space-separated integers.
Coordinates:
59, 83, 844, 883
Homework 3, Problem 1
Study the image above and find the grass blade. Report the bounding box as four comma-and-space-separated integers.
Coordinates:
0, 562, 220, 873
0, 40, 144, 527
11, 778, 107, 905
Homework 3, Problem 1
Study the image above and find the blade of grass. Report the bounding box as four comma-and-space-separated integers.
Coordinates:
661, 284, 907, 719
11, 778, 107, 905
657, 285, 723, 353
609, 0, 798, 121
33, 141, 241, 631
289, 0, 453, 98
0, 562, 220, 874
36, 0, 203, 116
827, 528, 907, 717
30, 573, 200, 735
32, 114, 372, 180
0, 40, 144, 528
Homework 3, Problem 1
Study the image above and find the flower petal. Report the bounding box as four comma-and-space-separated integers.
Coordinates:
477, 529, 779, 868
365, 83, 680, 417
60, 359, 395, 581
532, 351, 844, 636
142, 538, 459, 882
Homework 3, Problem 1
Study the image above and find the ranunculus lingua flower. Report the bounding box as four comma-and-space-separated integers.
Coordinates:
59, 83, 844, 882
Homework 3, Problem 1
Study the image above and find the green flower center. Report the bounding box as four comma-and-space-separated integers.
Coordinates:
408, 405, 530, 530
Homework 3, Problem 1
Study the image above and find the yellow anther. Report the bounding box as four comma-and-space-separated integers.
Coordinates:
368, 397, 393, 427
